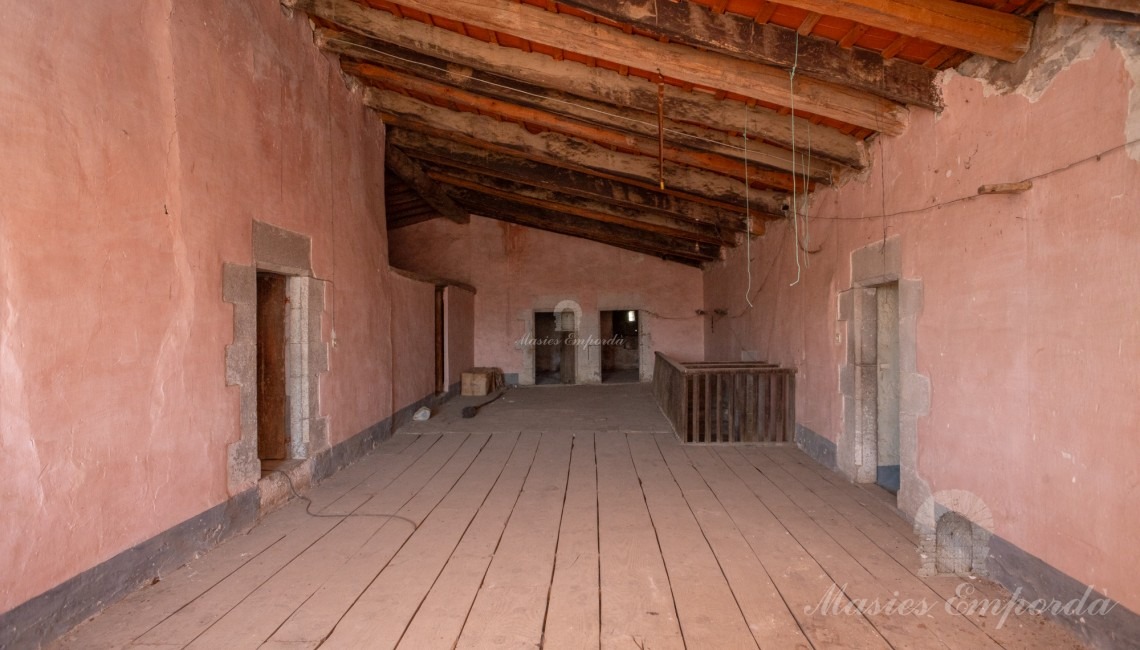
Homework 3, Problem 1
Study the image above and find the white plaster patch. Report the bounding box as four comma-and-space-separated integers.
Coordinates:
952, 11, 1140, 160
954, 12, 1104, 102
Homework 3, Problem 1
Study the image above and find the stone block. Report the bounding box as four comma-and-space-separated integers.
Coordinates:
252, 221, 311, 274
222, 263, 254, 304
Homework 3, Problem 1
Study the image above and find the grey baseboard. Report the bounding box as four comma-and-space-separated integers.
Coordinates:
987, 534, 1140, 649
0, 389, 454, 649
795, 424, 837, 469
0, 488, 259, 650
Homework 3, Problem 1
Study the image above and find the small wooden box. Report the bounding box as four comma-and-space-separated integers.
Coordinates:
461, 367, 504, 396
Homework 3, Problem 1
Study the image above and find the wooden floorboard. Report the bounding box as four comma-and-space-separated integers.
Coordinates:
135, 435, 452, 647
627, 434, 758, 649
684, 444, 893, 649
542, 432, 600, 649
318, 432, 517, 649
653, 433, 811, 648
595, 433, 684, 650
394, 431, 541, 649
54, 435, 430, 650
740, 448, 1003, 645
182, 435, 461, 649
55, 386, 1086, 650
454, 431, 572, 649
721, 446, 997, 649
760, 447, 1085, 649
264, 433, 486, 648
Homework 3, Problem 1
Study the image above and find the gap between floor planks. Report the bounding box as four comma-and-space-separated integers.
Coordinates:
56, 431, 1083, 650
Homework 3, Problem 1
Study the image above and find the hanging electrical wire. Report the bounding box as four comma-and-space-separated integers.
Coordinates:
744, 103, 754, 309
788, 32, 802, 287
801, 121, 814, 264
657, 72, 666, 190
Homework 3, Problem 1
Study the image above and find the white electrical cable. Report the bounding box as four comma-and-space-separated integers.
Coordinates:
788, 32, 802, 287
744, 108, 754, 309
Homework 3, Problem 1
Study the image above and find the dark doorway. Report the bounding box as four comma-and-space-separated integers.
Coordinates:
435, 286, 445, 394
876, 282, 901, 494
534, 311, 576, 385
256, 272, 289, 463
601, 310, 640, 383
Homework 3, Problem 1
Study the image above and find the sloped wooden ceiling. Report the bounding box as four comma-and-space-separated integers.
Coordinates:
287, 0, 1044, 266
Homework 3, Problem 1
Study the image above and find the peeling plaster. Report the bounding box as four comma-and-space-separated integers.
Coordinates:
954, 8, 1140, 161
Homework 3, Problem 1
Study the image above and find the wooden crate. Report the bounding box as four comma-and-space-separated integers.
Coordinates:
461, 367, 504, 396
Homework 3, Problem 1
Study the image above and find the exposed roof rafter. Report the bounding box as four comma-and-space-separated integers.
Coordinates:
279, 0, 1048, 266
365, 87, 791, 212
340, 57, 842, 181
385, 145, 470, 224
554, 0, 942, 108
768, 0, 1034, 61
309, 0, 910, 133
313, 24, 868, 168
390, 130, 769, 235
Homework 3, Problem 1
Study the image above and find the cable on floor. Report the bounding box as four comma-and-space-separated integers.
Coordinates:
269, 468, 419, 529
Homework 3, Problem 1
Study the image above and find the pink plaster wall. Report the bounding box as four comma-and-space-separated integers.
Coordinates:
704, 39, 1140, 611
445, 286, 477, 388
391, 215, 705, 377
390, 218, 474, 285
0, 0, 433, 615
389, 273, 437, 411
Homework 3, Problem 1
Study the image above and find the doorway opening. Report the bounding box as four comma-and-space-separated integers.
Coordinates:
434, 286, 445, 394
534, 310, 576, 385
875, 282, 901, 494
256, 271, 290, 470
837, 237, 930, 516
601, 310, 640, 383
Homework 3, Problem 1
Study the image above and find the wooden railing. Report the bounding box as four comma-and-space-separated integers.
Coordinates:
653, 352, 795, 443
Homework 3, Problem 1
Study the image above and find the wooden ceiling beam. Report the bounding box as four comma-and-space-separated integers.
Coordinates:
388, 198, 426, 209
384, 145, 469, 224
303, 8, 869, 164
341, 57, 843, 181
1063, 0, 1140, 12
763, 0, 1033, 62
388, 210, 443, 229
352, 63, 810, 192
556, 0, 939, 108
365, 88, 790, 212
1054, 1, 1140, 25
390, 129, 772, 235
389, 129, 781, 219
305, 0, 908, 132
447, 187, 720, 265
389, 206, 436, 220
425, 167, 738, 246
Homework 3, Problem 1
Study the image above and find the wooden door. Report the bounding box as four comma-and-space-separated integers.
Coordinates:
256, 272, 288, 461
435, 286, 445, 394
560, 331, 576, 384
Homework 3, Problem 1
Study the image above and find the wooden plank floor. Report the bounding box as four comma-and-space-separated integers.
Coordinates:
56, 388, 1086, 649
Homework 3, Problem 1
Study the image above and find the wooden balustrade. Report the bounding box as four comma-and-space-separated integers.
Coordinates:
653, 352, 795, 443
